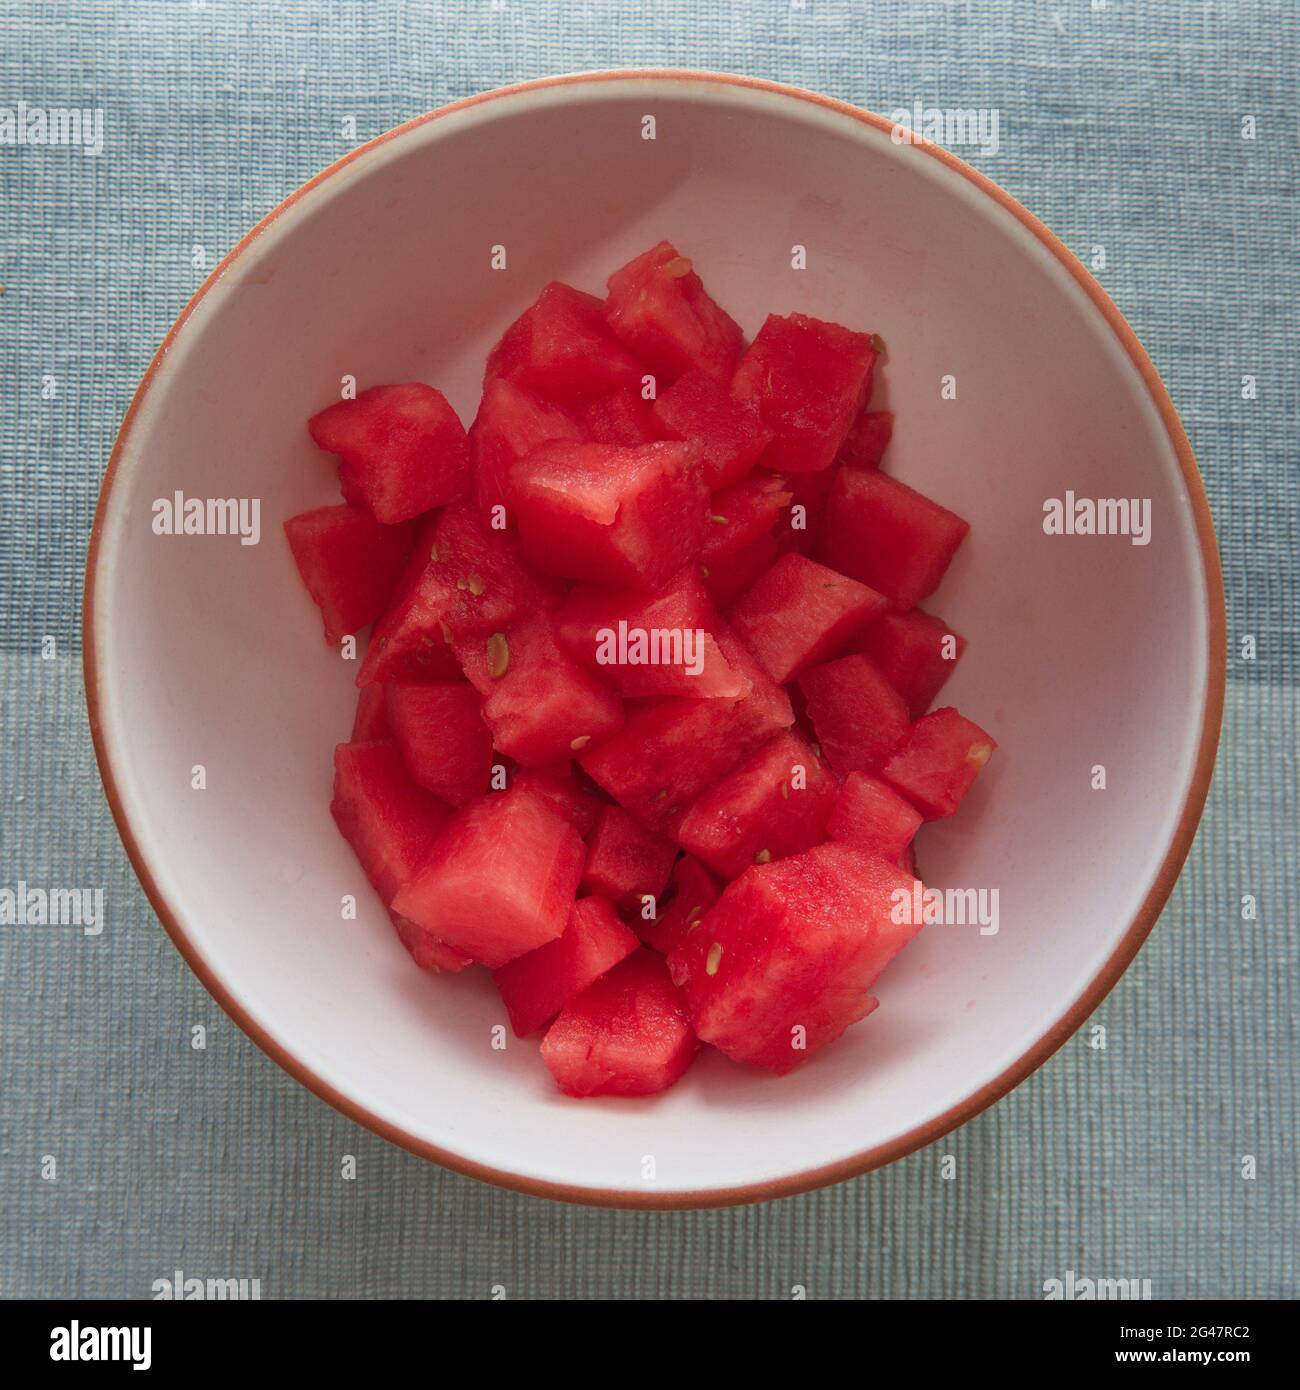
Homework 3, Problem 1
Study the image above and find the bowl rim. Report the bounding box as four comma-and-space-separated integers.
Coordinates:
83, 68, 1226, 1210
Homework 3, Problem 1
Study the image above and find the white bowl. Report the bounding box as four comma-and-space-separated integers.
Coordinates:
86, 72, 1223, 1207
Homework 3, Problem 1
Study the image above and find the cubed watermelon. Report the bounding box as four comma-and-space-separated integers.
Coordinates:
384, 681, 493, 806
727, 552, 888, 684
582, 804, 679, 903
836, 409, 894, 469
857, 608, 967, 717
330, 740, 452, 903
677, 731, 837, 879
881, 707, 996, 819
493, 895, 640, 1036
355, 565, 463, 686
486, 282, 643, 406
389, 909, 473, 973
554, 566, 744, 700
730, 313, 877, 472
820, 468, 969, 609
699, 473, 793, 608
828, 772, 923, 863
350, 683, 389, 740
284, 505, 415, 646
478, 613, 624, 767
603, 241, 744, 385
469, 377, 583, 522
652, 366, 772, 489
581, 385, 664, 446
668, 843, 923, 1074
391, 785, 585, 967
540, 950, 699, 1097
508, 438, 709, 591
578, 630, 794, 831
308, 383, 469, 524
799, 653, 911, 777
776, 466, 838, 555
641, 854, 720, 955
509, 762, 607, 839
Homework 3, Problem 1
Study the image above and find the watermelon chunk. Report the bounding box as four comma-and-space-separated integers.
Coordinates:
486, 282, 643, 406
727, 552, 888, 684
677, 731, 836, 879
828, 772, 923, 863
582, 804, 679, 904
820, 468, 969, 609
554, 566, 745, 700
603, 241, 744, 385
799, 653, 911, 778
652, 366, 772, 489
355, 565, 462, 686
881, 707, 997, 820
469, 377, 583, 522
330, 740, 452, 903
493, 895, 640, 1036
699, 473, 793, 608
836, 409, 894, 469
508, 438, 709, 591
776, 466, 838, 555
478, 613, 624, 767
284, 505, 415, 645
668, 843, 923, 1074
858, 608, 967, 717
540, 950, 699, 1097
385, 681, 493, 806
389, 910, 473, 973
581, 385, 664, 446
308, 383, 469, 524
509, 762, 607, 839
350, 683, 389, 741
641, 854, 720, 955
730, 313, 877, 473
578, 630, 794, 832
391, 785, 585, 967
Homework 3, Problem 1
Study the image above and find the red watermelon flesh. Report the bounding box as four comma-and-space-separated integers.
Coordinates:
641, 854, 720, 955
554, 566, 745, 700
652, 366, 773, 489
581, 385, 664, 446
858, 608, 967, 717
730, 313, 877, 473
582, 803, 679, 904
308, 383, 469, 524
384, 680, 493, 806
284, 505, 415, 646
881, 707, 997, 820
493, 895, 640, 1037
510, 762, 607, 839
540, 949, 699, 1097
355, 565, 463, 686
727, 552, 888, 684
389, 909, 473, 973
330, 740, 452, 904
677, 731, 837, 880
799, 653, 911, 778
603, 241, 744, 386
350, 683, 389, 741
469, 377, 583, 522
391, 785, 585, 967
699, 473, 793, 607
776, 466, 838, 555
478, 613, 624, 768
820, 468, 969, 610
508, 438, 709, 592
486, 282, 643, 406
828, 772, 923, 863
667, 843, 923, 1074
837, 409, 894, 469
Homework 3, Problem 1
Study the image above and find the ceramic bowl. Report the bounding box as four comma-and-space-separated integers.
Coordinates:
86, 72, 1223, 1206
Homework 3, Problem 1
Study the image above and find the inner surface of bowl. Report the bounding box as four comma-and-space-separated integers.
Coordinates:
91, 76, 1213, 1202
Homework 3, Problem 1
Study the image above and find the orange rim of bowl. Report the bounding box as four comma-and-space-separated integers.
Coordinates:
84, 70, 1226, 1210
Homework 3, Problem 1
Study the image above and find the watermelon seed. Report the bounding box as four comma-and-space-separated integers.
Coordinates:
430, 542, 440, 562
486, 632, 510, 679
754, 849, 772, 865
466, 573, 486, 597
654, 789, 669, 801
664, 256, 693, 278
700, 565, 710, 577
570, 735, 591, 751
709, 514, 729, 525
705, 942, 723, 975
687, 907, 702, 925
440, 621, 453, 644
872, 332, 888, 359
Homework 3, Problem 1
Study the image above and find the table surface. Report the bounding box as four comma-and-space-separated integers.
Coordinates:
1, 0, 1295, 1299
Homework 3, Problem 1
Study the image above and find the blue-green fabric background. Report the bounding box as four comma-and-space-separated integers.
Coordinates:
1, 1, 1295, 1299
